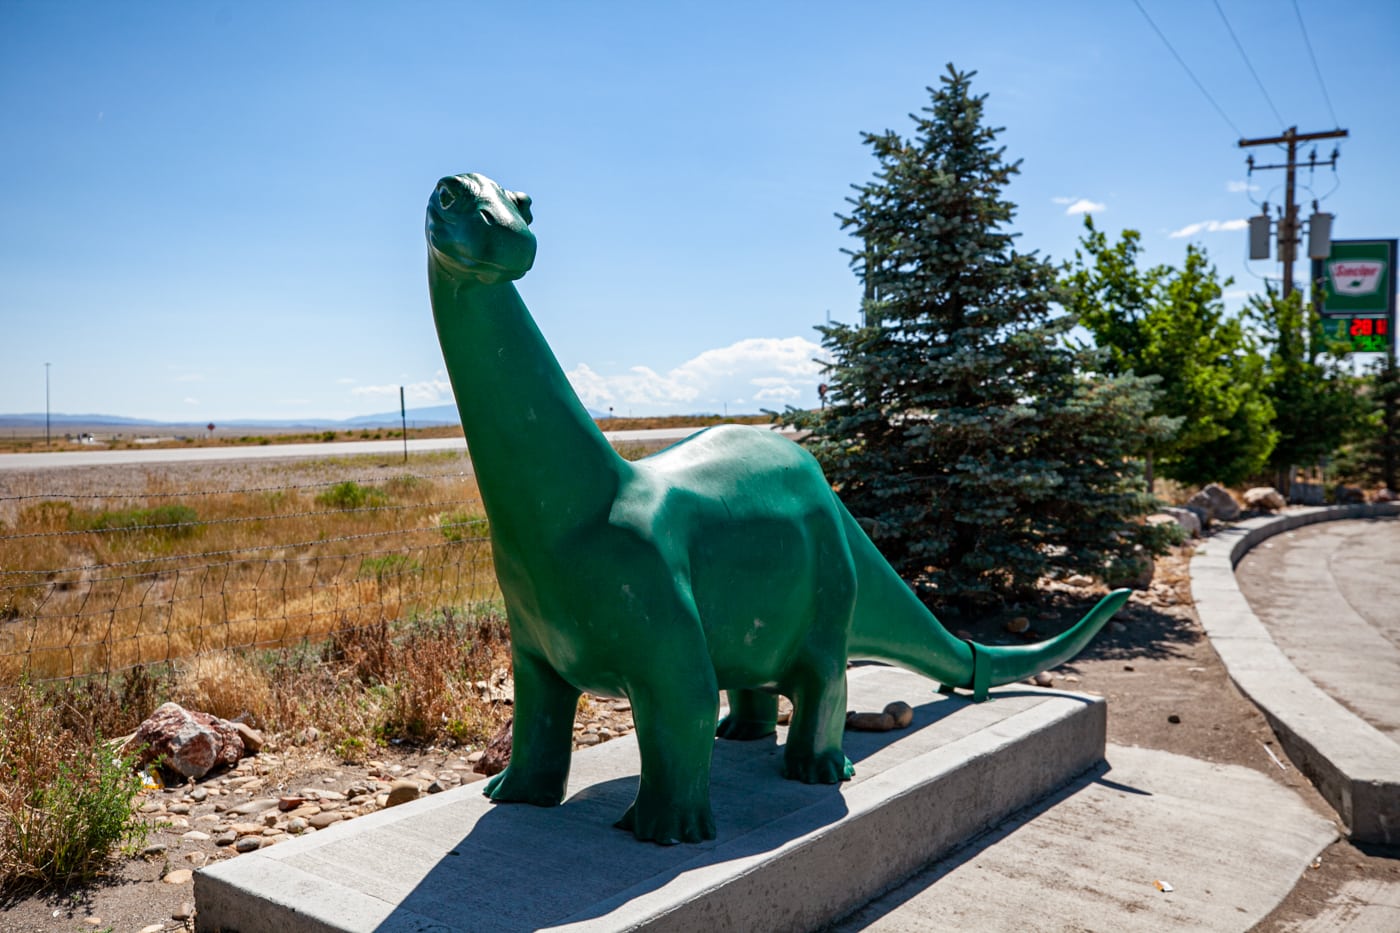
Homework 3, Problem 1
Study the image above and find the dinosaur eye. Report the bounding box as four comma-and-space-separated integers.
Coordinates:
438, 186, 457, 210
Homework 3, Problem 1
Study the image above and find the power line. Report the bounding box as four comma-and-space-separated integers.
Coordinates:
1290, 0, 1341, 127
1213, 0, 1284, 128
1130, 0, 1244, 137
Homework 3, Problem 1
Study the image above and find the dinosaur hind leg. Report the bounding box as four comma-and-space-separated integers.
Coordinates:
716, 689, 779, 740
782, 647, 854, 784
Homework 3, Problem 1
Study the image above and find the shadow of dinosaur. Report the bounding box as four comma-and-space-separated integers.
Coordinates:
426, 172, 1128, 845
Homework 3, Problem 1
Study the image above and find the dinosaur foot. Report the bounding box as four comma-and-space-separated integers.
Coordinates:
482, 765, 566, 808
716, 714, 777, 741
782, 748, 855, 784
615, 800, 717, 846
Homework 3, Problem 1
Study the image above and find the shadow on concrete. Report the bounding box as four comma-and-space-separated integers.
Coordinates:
371, 691, 980, 931
827, 760, 1147, 930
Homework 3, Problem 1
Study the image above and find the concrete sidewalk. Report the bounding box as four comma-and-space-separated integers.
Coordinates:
832, 743, 1335, 932
1189, 505, 1400, 845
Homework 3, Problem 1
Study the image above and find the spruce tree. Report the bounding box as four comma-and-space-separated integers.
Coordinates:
789, 65, 1170, 610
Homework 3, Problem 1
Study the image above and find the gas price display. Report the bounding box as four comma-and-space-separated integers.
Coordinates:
1322, 316, 1390, 353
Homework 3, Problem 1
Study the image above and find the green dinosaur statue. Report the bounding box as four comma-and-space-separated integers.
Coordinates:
426, 172, 1129, 845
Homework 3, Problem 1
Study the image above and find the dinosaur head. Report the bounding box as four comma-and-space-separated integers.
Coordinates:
426, 173, 537, 284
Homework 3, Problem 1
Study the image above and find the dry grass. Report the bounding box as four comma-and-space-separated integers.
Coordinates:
0, 462, 497, 681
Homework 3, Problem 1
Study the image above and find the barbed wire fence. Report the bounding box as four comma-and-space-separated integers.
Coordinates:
0, 471, 503, 684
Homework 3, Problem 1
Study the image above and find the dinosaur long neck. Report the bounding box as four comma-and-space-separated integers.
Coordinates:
429, 261, 623, 538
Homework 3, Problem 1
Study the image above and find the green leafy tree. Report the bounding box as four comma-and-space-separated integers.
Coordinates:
787, 65, 1173, 611
1336, 358, 1400, 490
1246, 288, 1365, 491
1064, 218, 1276, 487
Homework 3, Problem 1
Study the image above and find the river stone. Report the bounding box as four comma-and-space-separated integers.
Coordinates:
308, 811, 345, 829
230, 797, 279, 815
385, 780, 422, 808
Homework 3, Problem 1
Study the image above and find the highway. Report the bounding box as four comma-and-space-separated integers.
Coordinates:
0, 426, 745, 471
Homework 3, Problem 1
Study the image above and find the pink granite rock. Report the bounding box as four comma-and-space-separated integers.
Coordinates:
123, 702, 244, 779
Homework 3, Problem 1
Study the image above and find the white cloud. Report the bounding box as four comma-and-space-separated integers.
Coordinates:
1063, 198, 1106, 215
1226, 180, 1260, 193
566, 337, 823, 413
1169, 218, 1248, 238
351, 377, 453, 405
184, 397, 199, 405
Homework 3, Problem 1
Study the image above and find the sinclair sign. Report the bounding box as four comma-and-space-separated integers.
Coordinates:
1313, 239, 1397, 356
1314, 239, 1397, 317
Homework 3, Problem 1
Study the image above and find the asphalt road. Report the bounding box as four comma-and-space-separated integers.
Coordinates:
1235, 515, 1400, 741
0, 427, 714, 472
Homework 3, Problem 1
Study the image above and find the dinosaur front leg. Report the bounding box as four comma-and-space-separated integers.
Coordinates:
716, 689, 779, 740
484, 646, 581, 807
616, 663, 720, 845
782, 650, 855, 784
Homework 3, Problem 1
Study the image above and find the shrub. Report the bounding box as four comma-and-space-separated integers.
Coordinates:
78, 504, 200, 538
315, 481, 386, 510
437, 510, 487, 543
171, 652, 272, 726
357, 554, 422, 580
0, 682, 150, 893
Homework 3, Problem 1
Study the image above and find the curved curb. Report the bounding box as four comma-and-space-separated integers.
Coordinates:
1189, 502, 1400, 844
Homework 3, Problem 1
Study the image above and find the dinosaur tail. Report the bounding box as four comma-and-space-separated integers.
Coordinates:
841, 503, 1129, 701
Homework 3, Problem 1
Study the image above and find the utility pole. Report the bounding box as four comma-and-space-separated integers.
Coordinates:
44, 362, 51, 447
1239, 126, 1348, 298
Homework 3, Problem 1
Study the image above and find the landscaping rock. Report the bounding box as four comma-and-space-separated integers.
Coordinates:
1158, 506, 1202, 538
308, 811, 345, 829
1187, 483, 1240, 523
122, 702, 244, 780
233, 835, 263, 853
230, 797, 279, 816
385, 780, 422, 808
1243, 486, 1286, 512
232, 721, 265, 755
478, 718, 513, 776
162, 869, 193, 885
885, 701, 914, 728
846, 710, 896, 731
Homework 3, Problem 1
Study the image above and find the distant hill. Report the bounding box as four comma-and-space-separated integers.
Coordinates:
0, 405, 701, 432
0, 407, 463, 431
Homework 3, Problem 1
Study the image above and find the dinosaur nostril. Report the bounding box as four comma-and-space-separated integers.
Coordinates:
438, 186, 456, 210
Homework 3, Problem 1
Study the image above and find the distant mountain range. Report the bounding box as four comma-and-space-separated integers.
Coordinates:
0, 403, 616, 431
0, 405, 465, 431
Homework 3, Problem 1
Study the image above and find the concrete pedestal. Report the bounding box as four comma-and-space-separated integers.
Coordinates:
196, 667, 1105, 932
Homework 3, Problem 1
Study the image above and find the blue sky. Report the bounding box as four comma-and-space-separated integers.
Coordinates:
3, 1, 1397, 422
